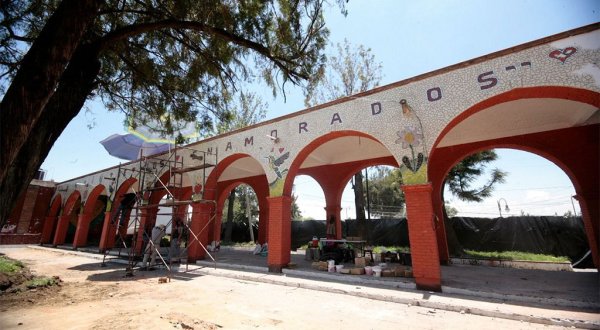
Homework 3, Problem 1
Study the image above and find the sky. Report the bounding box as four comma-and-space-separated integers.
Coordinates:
39, 0, 599, 219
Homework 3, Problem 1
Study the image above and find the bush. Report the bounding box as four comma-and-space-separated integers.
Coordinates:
0, 256, 24, 274
24, 276, 60, 289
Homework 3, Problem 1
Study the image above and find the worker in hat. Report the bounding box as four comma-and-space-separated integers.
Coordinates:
142, 223, 166, 270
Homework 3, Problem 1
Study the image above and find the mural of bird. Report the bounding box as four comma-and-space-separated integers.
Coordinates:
266, 151, 290, 185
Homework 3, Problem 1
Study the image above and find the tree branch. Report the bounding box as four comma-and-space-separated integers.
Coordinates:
96, 19, 306, 80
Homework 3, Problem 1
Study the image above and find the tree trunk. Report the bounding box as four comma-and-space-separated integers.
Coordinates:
441, 186, 465, 256
246, 192, 254, 242
0, 0, 101, 185
0, 45, 101, 226
223, 188, 236, 242
353, 171, 367, 239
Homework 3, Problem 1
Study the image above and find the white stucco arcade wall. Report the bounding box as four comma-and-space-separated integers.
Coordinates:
44, 24, 599, 291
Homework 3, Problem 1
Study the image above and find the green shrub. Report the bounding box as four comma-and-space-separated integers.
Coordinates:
0, 256, 24, 274
24, 277, 58, 289
372, 246, 410, 253
463, 250, 569, 262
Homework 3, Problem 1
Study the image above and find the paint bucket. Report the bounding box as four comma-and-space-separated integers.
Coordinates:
372, 266, 382, 277
328, 265, 336, 272
336, 265, 344, 273
328, 260, 335, 267
364, 266, 373, 276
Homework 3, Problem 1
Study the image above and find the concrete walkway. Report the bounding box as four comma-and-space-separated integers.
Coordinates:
192, 247, 599, 329
37, 245, 600, 329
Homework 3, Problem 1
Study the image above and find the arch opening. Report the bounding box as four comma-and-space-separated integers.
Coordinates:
441, 148, 592, 267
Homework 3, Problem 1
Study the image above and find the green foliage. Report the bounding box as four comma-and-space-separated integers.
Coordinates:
214, 91, 268, 135
372, 246, 410, 253
445, 202, 458, 217
220, 241, 256, 247
446, 150, 507, 202
305, 39, 383, 106
291, 192, 302, 220
464, 250, 570, 262
0, 256, 24, 273
366, 166, 405, 217
1, 0, 341, 136
24, 276, 59, 289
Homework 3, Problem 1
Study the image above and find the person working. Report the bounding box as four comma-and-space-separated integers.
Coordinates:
141, 224, 166, 270
169, 217, 184, 263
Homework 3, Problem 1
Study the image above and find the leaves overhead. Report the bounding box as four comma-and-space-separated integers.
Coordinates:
304, 38, 382, 107
1, 0, 338, 137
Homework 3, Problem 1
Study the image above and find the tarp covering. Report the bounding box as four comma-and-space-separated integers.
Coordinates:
448, 216, 588, 262
224, 216, 589, 263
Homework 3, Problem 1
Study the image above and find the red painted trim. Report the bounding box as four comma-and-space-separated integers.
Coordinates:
82, 184, 106, 215
431, 86, 600, 153
48, 194, 62, 217
62, 191, 81, 216
204, 153, 264, 198
283, 131, 393, 197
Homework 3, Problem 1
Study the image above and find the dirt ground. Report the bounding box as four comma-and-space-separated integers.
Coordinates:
0, 246, 572, 330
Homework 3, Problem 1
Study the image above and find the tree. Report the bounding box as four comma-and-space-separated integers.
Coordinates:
446, 150, 507, 203
0, 0, 344, 226
304, 39, 382, 236
366, 166, 404, 218
443, 150, 507, 256
291, 189, 302, 220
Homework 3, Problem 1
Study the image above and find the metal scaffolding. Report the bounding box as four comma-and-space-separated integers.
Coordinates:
101, 145, 218, 278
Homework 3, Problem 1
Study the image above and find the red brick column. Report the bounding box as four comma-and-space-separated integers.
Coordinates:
187, 203, 213, 262
52, 214, 71, 246
134, 207, 157, 255
402, 183, 442, 292
40, 216, 57, 244
73, 213, 91, 248
267, 196, 292, 272
98, 212, 114, 252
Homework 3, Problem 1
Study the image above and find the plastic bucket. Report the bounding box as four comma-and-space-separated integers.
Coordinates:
336, 265, 344, 272
328, 266, 336, 273
328, 260, 335, 267
372, 266, 382, 277
364, 266, 373, 276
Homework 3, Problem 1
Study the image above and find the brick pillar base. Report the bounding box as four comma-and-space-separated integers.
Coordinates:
99, 212, 115, 252
267, 196, 291, 273
40, 216, 57, 244
53, 215, 71, 246
187, 203, 213, 262
402, 183, 442, 292
73, 213, 92, 248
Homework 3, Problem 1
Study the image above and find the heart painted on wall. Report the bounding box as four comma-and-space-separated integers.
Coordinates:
278, 147, 285, 153
549, 47, 577, 63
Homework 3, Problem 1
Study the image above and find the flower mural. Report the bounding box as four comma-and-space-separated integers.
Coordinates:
396, 126, 425, 173
396, 124, 428, 184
